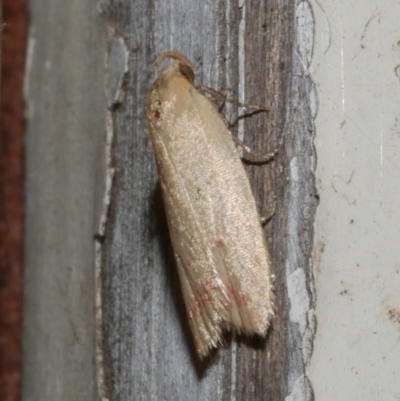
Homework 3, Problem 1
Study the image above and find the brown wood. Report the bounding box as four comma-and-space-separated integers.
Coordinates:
0, 1, 27, 400
98, 0, 317, 399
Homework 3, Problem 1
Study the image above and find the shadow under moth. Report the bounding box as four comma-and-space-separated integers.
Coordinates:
146, 50, 274, 358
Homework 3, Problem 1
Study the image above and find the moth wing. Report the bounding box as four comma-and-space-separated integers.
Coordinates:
158, 162, 234, 356
148, 69, 273, 357
184, 87, 274, 339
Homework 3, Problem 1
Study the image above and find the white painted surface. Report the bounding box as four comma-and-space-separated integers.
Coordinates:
309, 0, 400, 400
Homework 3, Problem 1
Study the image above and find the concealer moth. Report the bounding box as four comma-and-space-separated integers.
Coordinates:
146, 50, 274, 358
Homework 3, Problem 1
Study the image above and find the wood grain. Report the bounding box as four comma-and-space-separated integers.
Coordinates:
98, 0, 317, 400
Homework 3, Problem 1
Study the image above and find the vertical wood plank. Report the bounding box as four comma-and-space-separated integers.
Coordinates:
23, 1, 107, 400
98, 0, 317, 400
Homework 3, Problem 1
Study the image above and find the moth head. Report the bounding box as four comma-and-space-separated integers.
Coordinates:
151, 50, 195, 84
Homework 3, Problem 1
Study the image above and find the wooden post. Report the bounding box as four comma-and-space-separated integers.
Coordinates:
23, 1, 107, 400
98, 0, 316, 400
24, 1, 317, 400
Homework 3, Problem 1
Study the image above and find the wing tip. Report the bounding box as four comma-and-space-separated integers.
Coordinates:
194, 306, 275, 358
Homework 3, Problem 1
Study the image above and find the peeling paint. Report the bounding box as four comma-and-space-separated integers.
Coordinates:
98, 112, 115, 237
395, 65, 400, 81
296, 1, 314, 68
288, 267, 309, 336
283, 3, 317, 400
106, 35, 129, 108
95, 111, 114, 401
309, 84, 318, 119
302, 308, 316, 364
94, 10, 128, 398
285, 374, 313, 401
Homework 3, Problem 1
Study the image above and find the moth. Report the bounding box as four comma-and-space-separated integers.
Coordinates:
147, 50, 274, 358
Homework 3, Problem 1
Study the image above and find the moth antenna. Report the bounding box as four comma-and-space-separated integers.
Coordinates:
150, 50, 195, 83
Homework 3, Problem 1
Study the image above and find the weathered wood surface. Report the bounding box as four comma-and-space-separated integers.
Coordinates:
23, 1, 107, 400
98, 0, 317, 400
24, 0, 317, 400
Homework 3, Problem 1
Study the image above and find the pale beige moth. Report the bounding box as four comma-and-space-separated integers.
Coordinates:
146, 50, 274, 358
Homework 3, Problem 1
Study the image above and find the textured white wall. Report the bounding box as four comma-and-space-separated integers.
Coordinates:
309, 0, 400, 399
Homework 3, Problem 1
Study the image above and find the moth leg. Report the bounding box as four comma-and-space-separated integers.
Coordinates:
197, 85, 230, 113
232, 135, 278, 163
198, 85, 277, 163
197, 85, 268, 112
215, 88, 230, 113
260, 195, 276, 225
260, 211, 274, 225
